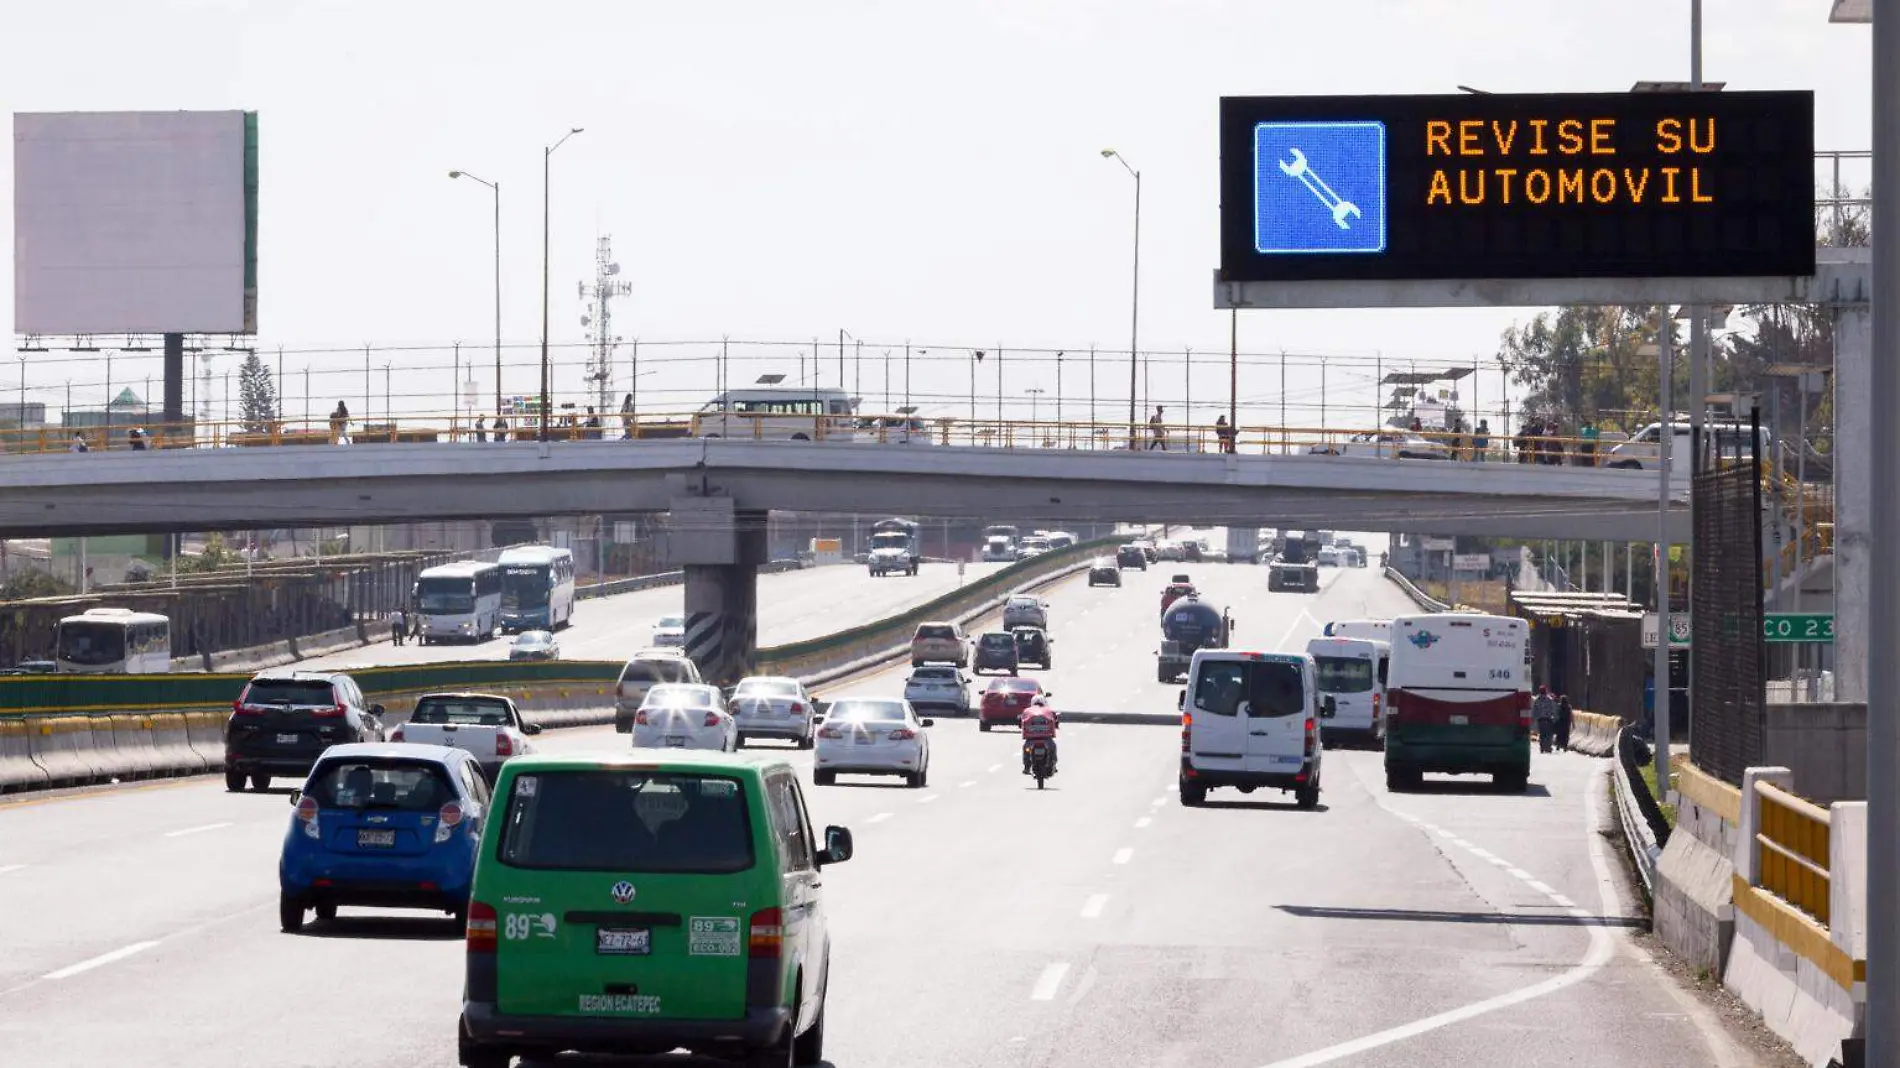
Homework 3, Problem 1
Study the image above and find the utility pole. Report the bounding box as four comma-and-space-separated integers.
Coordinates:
1653, 308, 1674, 798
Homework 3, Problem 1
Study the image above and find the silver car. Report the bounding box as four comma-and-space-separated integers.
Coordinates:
903, 665, 973, 716
1002, 595, 1048, 630
728, 675, 817, 749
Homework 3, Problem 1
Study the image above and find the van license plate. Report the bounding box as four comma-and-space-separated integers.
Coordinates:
597, 928, 650, 955
356, 829, 396, 848
1449, 714, 1469, 726
664, 736, 687, 747
275, 733, 299, 745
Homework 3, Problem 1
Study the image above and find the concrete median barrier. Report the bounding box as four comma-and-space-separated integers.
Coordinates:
1567, 710, 1621, 757
185, 710, 227, 770
0, 717, 49, 791
24, 717, 92, 786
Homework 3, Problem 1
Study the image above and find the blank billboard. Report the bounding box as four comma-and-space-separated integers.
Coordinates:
13, 110, 258, 335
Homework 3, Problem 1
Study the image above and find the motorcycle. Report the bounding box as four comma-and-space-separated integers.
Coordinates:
1024, 738, 1055, 788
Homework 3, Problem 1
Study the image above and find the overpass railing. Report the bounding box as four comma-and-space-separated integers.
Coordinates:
6, 410, 1697, 470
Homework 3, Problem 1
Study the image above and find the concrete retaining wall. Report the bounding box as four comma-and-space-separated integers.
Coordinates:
1653, 758, 1740, 977
1763, 702, 1867, 804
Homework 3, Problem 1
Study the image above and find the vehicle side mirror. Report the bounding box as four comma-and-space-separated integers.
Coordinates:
820, 825, 854, 866
1177, 691, 1186, 710
288, 789, 302, 805
369, 704, 386, 717
522, 722, 544, 735
921, 718, 936, 728
1322, 696, 1338, 719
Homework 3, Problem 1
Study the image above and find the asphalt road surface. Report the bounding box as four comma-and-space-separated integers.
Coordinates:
296, 560, 1014, 671
0, 560, 1766, 1067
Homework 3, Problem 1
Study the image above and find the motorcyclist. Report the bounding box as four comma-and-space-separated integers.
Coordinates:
1019, 696, 1058, 775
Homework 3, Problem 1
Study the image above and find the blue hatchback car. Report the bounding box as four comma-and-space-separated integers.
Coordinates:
278, 742, 489, 933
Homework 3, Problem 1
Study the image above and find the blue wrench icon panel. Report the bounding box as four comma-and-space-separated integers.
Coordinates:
1252, 121, 1387, 255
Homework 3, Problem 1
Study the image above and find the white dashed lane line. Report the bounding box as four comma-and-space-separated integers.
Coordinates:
959, 780, 978, 788
1134, 816, 1152, 830
1029, 962, 1070, 1001
1111, 847, 1133, 866
44, 941, 159, 981
866, 813, 893, 824
1080, 894, 1109, 919
0, 864, 26, 876
163, 822, 233, 839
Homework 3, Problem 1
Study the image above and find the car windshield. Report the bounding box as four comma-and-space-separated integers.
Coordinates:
656, 615, 685, 629
410, 698, 513, 726
499, 771, 754, 874
414, 575, 475, 614
500, 566, 549, 610
642, 684, 714, 709
1313, 656, 1375, 694
827, 699, 909, 723
55, 622, 125, 666
242, 678, 336, 706
514, 631, 552, 647
735, 678, 799, 697
987, 678, 1041, 694
310, 760, 453, 811
1008, 598, 1037, 608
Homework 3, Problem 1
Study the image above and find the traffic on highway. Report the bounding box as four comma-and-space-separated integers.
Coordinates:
0, 539, 1751, 1068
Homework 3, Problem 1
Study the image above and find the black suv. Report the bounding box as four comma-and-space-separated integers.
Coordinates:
1116, 545, 1148, 571
1013, 627, 1052, 669
1089, 558, 1122, 587
223, 670, 385, 792
973, 632, 1020, 676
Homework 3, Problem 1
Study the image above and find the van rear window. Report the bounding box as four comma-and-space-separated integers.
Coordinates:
499, 771, 754, 874
1313, 656, 1374, 694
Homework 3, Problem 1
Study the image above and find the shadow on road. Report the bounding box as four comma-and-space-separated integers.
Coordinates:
1196, 799, 1331, 813
1388, 779, 1554, 798
296, 915, 464, 941
1275, 904, 1645, 929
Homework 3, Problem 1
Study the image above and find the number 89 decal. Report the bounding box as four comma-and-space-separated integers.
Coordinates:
505, 912, 558, 940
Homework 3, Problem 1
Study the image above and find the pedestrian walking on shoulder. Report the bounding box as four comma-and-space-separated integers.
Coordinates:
389, 606, 407, 646
1557, 694, 1575, 750
1532, 686, 1558, 752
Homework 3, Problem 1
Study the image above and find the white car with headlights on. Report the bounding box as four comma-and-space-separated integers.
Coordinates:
814, 697, 933, 788
650, 614, 687, 648
630, 683, 736, 752
729, 675, 818, 748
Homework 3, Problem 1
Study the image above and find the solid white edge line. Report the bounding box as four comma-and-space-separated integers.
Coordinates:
162, 822, 234, 839
1029, 962, 1070, 1001
1111, 847, 1134, 865
1259, 771, 1621, 1068
44, 941, 160, 981
1081, 893, 1109, 919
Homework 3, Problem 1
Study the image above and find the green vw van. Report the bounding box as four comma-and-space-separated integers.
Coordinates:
458, 751, 853, 1068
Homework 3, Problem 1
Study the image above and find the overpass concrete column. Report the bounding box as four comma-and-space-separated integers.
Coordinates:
1835, 304, 1870, 703
668, 497, 766, 687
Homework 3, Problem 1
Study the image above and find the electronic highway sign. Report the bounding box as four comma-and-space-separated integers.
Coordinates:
1218, 91, 1815, 284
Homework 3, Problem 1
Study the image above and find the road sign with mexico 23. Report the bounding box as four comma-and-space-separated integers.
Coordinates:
1252, 121, 1388, 256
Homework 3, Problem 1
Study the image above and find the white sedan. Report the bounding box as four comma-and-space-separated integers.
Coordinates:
814, 697, 933, 788
1308, 431, 1450, 460
651, 614, 687, 648
903, 665, 972, 716
729, 675, 817, 749
630, 683, 736, 752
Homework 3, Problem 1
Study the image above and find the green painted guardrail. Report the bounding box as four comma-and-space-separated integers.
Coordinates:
0, 534, 1126, 719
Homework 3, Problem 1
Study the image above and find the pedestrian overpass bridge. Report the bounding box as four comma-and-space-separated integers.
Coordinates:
0, 437, 1686, 542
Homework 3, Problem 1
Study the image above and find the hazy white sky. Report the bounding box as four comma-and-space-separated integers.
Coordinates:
2, 0, 1875, 430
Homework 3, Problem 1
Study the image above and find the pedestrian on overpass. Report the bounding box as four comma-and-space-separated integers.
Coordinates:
329, 401, 350, 444
1214, 415, 1236, 454
474, 416, 487, 443
1472, 419, 1490, 461
1148, 406, 1167, 451
620, 393, 636, 439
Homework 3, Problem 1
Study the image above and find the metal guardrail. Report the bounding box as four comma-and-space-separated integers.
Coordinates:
1383, 567, 1449, 612
1612, 726, 1666, 898
1755, 779, 1833, 926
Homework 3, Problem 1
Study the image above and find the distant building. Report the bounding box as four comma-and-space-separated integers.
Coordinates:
0, 402, 49, 429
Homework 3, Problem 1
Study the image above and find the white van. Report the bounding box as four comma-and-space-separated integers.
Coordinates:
692, 386, 858, 441
1603, 421, 1774, 485
1304, 636, 1390, 748
1324, 619, 1392, 642
612, 649, 704, 732
1385, 613, 1532, 791
1177, 649, 1335, 809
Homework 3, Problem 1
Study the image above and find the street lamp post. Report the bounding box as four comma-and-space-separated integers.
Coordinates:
970, 351, 985, 437
1026, 387, 1045, 424
448, 169, 502, 415
1102, 149, 1141, 448
540, 127, 584, 443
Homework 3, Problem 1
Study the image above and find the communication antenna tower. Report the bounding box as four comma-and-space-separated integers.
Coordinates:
578, 235, 632, 416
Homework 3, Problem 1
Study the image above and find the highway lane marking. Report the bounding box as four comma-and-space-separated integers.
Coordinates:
867, 813, 892, 824
162, 821, 234, 839
1134, 816, 1152, 829
1463, 846, 1498, 861
1111, 847, 1133, 865
1259, 773, 1624, 1068
44, 941, 160, 981
1526, 879, 1559, 896
0, 864, 25, 876
960, 780, 978, 788
1080, 893, 1109, 919
988, 764, 1002, 773
1505, 867, 1534, 881
917, 794, 940, 804
1029, 962, 1070, 1001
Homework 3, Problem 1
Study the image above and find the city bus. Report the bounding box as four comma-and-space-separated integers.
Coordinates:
54, 608, 172, 673
413, 560, 502, 643
497, 545, 577, 632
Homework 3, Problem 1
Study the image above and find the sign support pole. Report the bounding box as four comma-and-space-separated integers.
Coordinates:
1653, 307, 1674, 795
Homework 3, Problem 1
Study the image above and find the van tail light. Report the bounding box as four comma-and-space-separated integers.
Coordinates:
1373, 691, 1383, 721
1181, 711, 1192, 753
388, 727, 405, 742
1304, 716, 1317, 757
466, 901, 498, 953
887, 728, 916, 741
748, 907, 784, 958
493, 732, 513, 757
634, 709, 649, 725
311, 704, 347, 719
